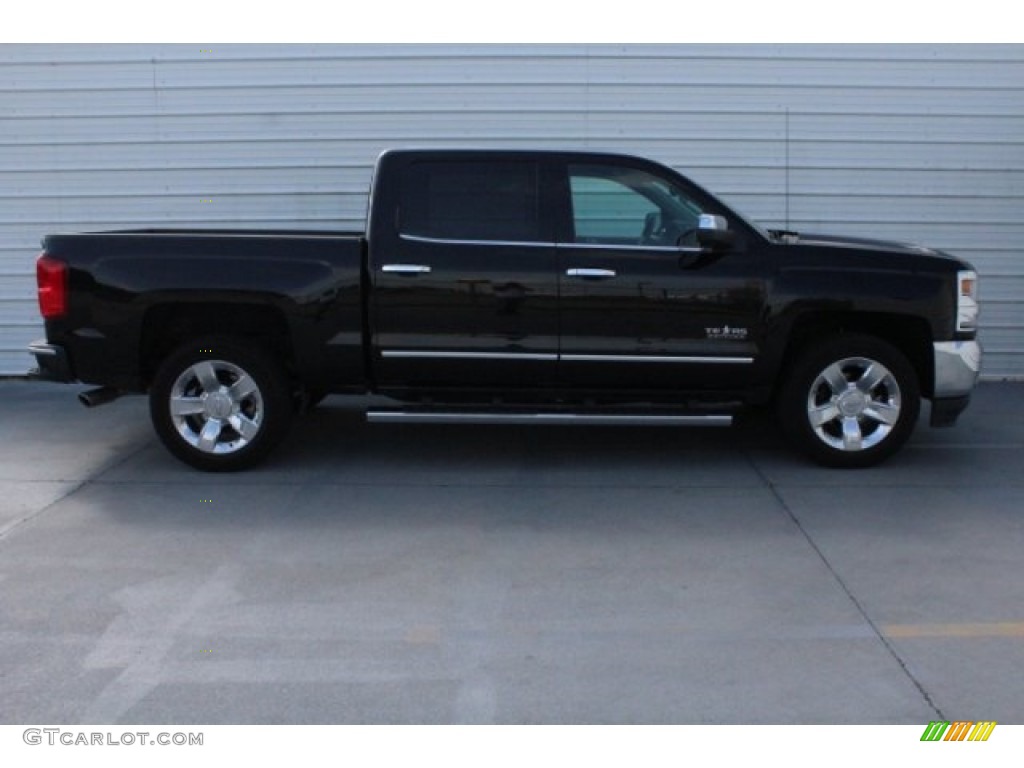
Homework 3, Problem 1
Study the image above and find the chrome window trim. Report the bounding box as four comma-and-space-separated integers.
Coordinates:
75, 232, 357, 240
397, 232, 700, 253
558, 242, 702, 254
399, 232, 552, 248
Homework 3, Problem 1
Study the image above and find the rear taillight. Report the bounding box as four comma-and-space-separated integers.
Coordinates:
37, 254, 68, 319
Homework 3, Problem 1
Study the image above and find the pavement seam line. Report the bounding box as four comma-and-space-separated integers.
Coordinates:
745, 452, 946, 721
0, 439, 152, 543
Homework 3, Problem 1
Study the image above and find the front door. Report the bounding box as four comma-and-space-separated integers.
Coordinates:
556, 161, 766, 394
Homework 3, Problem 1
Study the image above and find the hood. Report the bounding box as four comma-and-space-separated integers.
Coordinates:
773, 230, 964, 265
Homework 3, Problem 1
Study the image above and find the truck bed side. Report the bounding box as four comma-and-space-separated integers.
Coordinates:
39, 230, 367, 393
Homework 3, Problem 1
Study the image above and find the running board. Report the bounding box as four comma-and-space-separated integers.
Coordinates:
366, 411, 733, 427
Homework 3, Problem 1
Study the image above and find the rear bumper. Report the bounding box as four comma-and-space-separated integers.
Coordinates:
27, 339, 75, 382
930, 340, 981, 428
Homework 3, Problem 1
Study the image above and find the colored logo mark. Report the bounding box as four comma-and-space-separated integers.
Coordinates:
920, 721, 996, 742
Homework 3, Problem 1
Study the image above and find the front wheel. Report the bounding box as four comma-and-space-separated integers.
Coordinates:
778, 335, 921, 468
149, 338, 293, 471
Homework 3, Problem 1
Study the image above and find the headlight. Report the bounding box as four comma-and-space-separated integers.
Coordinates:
956, 269, 979, 333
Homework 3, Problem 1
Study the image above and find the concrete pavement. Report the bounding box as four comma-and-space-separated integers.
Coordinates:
1, 380, 1021, 723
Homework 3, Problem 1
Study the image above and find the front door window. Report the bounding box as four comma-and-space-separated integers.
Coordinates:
568, 165, 705, 249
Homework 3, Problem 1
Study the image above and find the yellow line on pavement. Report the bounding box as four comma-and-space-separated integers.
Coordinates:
883, 621, 1024, 638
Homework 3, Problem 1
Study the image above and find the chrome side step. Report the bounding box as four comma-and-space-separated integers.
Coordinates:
366, 411, 733, 427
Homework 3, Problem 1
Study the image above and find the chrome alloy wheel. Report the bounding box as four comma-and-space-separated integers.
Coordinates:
168, 359, 264, 454
805, 356, 902, 452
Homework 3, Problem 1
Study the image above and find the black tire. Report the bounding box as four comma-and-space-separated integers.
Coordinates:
149, 337, 293, 471
777, 334, 921, 468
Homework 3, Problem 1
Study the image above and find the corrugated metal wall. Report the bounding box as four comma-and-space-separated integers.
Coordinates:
2, 44, 1022, 376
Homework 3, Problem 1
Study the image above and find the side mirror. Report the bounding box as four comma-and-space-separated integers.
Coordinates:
696, 214, 735, 251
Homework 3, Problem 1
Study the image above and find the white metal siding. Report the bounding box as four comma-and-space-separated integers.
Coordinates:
2, 44, 1022, 375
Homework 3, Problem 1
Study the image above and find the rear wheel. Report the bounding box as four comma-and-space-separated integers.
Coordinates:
778, 334, 920, 468
149, 337, 292, 471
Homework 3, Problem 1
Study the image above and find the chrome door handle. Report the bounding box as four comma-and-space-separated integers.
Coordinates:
566, 268, 617, 278
381, 264, 432, 275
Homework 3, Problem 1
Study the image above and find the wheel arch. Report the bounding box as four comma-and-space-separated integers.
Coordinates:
774, 311, 934, 400
140, 302, 295, 389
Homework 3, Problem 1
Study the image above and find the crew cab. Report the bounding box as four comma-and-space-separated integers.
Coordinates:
28, 149, 982, 470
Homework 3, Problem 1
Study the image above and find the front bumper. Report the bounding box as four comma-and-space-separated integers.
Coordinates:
930, 340, 981, 427
934, 340, 981, 397
27, 339, 75, 382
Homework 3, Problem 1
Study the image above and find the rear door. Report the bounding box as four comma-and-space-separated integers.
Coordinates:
369, 154, 560, 392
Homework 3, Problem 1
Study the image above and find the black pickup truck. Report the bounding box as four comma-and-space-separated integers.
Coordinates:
29, 149, 981, 470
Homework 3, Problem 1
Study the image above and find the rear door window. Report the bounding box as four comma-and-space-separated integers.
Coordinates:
400, 160, 542, 243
